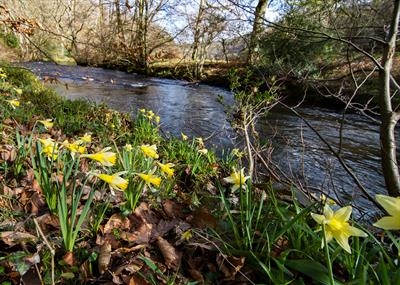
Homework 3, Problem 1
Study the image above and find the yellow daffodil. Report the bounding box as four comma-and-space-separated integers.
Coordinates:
39, 137, 54, 146
157, 162, 175, 178
223, 168, 250, 191
140, 144, 159, 159
198, 148, 208, 155
79, 133, 92, 143
196, 137, 204, 148
155, 115, 160, 124
181, 132, 188, 141
38, 119, 54, 129
146, 110, 155, 120
139, 108, 146, 113
6, 99, 20, 109
39, 138, 58, 160
311, 205, 367, 253
62, 140, 86, 154
81, 147, 116, 166
124, 144, 133, 152
95, 172, 129, 191
373, 194, 400, 230
138, 173, 162, 187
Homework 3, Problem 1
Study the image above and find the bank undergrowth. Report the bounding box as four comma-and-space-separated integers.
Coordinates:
0, 63, 399, 285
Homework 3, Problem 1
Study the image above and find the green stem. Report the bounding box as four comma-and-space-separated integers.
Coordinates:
322, 224, 335, 285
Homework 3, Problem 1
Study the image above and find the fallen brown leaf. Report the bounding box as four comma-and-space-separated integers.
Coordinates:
133, 202, 159, 225
216, 253, 245, 281
187, 269, 204, 285
104, 214, 131, 234
190, 207, 217, 229
129, 274, 151, 285
1, 231, 37, 246
162, 199, 183, 219
113, 260, 143, 276
156, 236, 181, 270
156, 219, 179, 237
35, 213, 60, 233
98, 241, 112, 275
32, 179, 42, 194
0, 145, 17, 162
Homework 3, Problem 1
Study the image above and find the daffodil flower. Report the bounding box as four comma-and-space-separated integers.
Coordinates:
181, 132, 188, 141
38, 119, 54, 129
196, 137, 204, 148
140, 144, 159, 159
146, 110, 155, 120
311, 204, 367, 253
81, 147, 116, 166
79, 133, 92, 143
124, 144, 133, 152
39, 138, 58, 160
155, 115, 160, 124
39, 137, 55, 147
6, 99, 20, 109
138, 173, 161, 188
373, 194, 400, 230
223, 168, 250, 191
198, 148, 208, 155
157, 162, 175, 178
95, 172, 129, 191
62, 140, 86, 154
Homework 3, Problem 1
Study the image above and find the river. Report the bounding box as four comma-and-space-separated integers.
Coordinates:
21, 61, 391, 220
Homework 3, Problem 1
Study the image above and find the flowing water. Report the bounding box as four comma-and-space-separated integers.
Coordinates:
21, 61, 393, 219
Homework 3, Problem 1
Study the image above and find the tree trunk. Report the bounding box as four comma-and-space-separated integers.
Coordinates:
379, 0, 400, 197
115, 0, 125, 43
136, 0, 148, 71
247, 0, 268, 64
191, 0, 206, 79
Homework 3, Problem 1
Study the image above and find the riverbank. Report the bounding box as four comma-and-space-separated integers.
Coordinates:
92, 57, 390, 110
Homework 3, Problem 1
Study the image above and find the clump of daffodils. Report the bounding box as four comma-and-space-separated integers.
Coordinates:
311, 204, 367, 253
139, 108, 160, 123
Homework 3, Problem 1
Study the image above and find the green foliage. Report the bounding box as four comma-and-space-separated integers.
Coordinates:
259, 21, 335, 78
0, 31, 19, 48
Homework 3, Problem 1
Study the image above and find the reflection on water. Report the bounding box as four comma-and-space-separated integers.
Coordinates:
263, 107, 387, 218
21, 62, 393, 219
